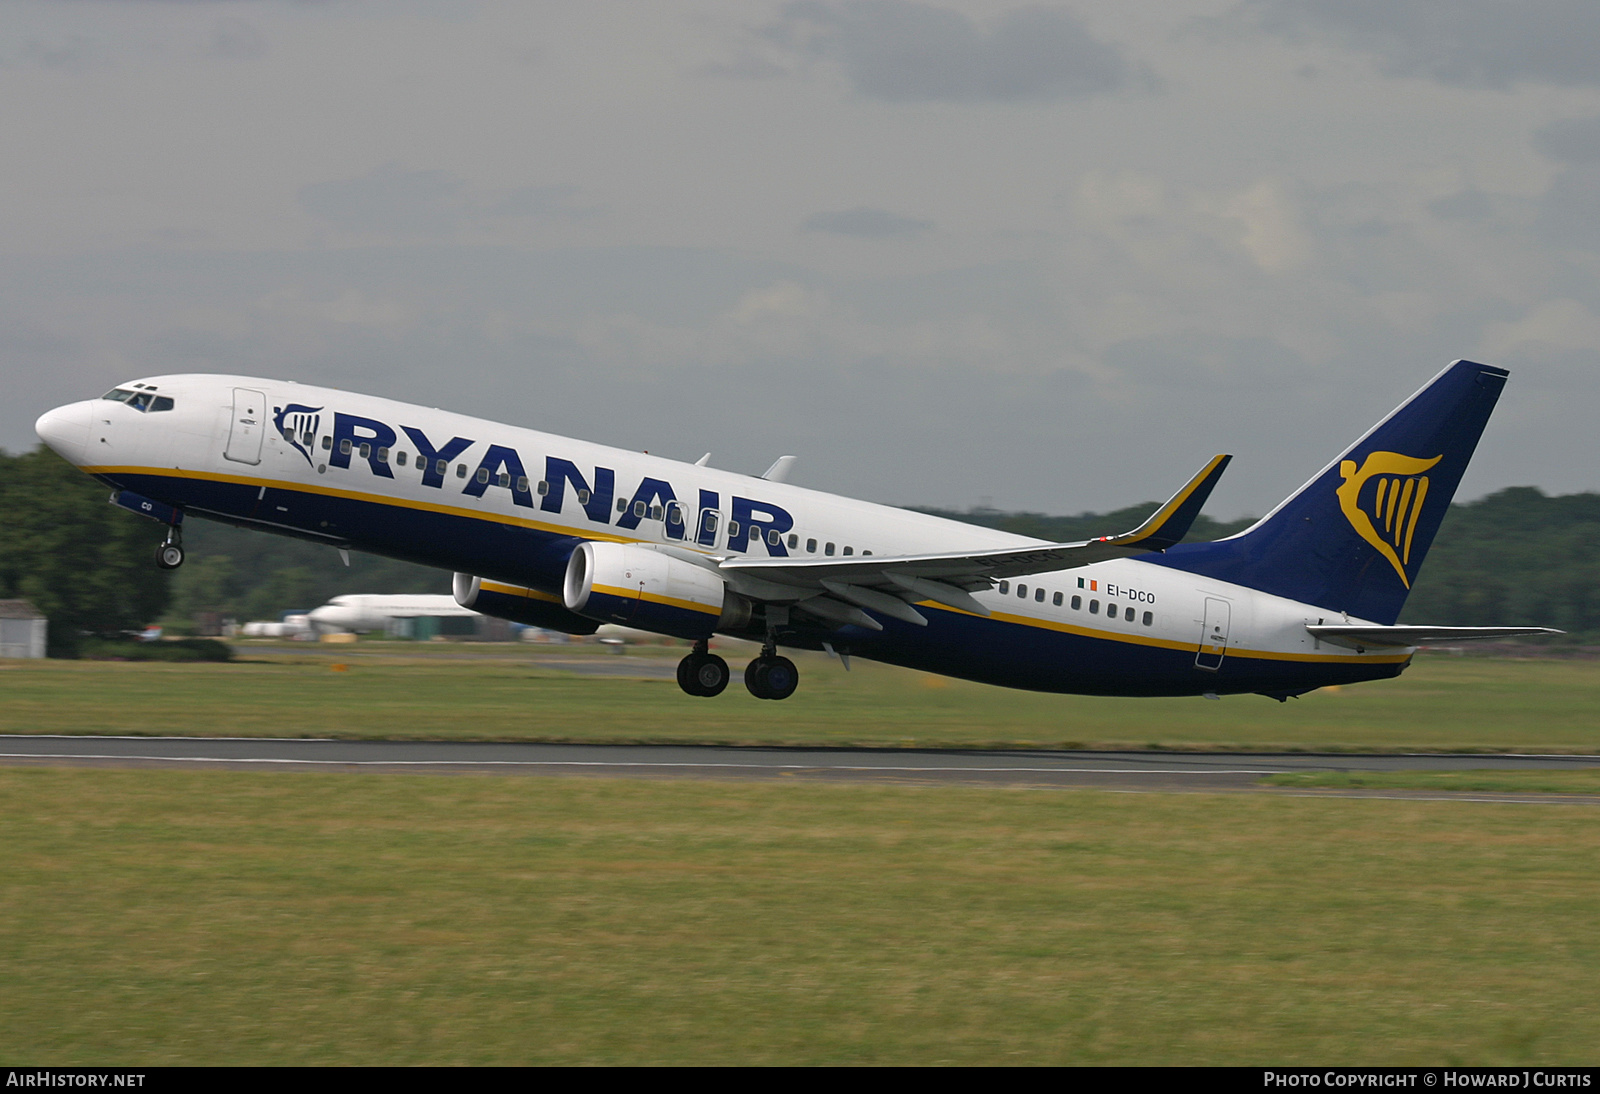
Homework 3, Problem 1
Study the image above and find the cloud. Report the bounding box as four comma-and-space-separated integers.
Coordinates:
765, 1, 1143, 102
1535, 116, 1600, 164
802, 206, 933, 238
1537, 166, 1600, 250
1480, 298, 1600, 359
299, 165, 596, 237
1242, 0, 1600, 89
1428, 190, 1496, 221
207, 17, 265, 62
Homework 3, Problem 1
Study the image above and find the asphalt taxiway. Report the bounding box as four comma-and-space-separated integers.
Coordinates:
4, 736, 1600, 801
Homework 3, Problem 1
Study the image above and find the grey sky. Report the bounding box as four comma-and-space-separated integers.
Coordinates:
2, 0, 1599, 520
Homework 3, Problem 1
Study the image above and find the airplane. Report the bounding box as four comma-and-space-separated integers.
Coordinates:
33, 359, 1556, 701
305, 593, 477, 635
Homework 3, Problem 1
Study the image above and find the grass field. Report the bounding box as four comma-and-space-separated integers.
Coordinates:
3, 766, 1598, 1065
1262, 769, 1600, 794
2, 643, 1599, 752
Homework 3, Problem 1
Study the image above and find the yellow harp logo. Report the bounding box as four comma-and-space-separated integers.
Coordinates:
1336, 451, 1442, 587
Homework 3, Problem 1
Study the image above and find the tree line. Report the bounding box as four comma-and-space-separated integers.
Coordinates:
2, 444, 1594, 653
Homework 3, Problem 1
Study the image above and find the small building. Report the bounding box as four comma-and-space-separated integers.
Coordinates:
0, 600, 47, 659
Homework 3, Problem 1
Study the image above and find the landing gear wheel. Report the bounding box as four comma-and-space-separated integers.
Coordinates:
155, 542, 185, 570
745, 655, 799, 701
677, 652, 730, 697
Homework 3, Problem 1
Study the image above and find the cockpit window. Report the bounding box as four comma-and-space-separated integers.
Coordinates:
100, 388, 174, 413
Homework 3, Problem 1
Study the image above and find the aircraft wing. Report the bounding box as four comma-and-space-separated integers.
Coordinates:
1306, 625, 1563, 650
716, 455, 1230, 625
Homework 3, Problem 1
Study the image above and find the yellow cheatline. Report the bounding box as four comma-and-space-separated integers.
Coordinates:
590, 583, 720, 616
916, 601, 1410, 664
480, 581, 562, 605
85, 464, 641, 546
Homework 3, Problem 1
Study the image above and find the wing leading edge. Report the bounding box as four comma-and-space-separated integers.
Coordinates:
717, 454, 1231, 628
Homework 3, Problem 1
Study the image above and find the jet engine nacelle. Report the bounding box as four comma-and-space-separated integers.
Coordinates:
452, 573, 600, 635
563, 541, 750, 639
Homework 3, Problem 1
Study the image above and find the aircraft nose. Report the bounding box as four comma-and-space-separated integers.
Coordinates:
34, 400, 93, 465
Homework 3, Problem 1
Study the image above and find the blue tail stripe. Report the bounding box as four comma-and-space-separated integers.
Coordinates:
1144, 360, 1507, 625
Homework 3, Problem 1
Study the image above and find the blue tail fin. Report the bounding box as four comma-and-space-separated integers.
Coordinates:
1145, 361, 1508, 624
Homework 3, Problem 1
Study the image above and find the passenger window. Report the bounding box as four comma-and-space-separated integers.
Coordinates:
633, 501, 646, 517
1053, 592, 1063, 606
787, 534, 798, 549
666, 503, 683, 525
456, 464, 467, 478
807, 538, 817, 553
397, 452, 408, 467
1108, 603, 1117, 618
618, 498, 628, 513
577, 489, 589, 504
843, 546, 853, 556
324, 437, 334, 451
999, 581, 1009, 594
377, 447, 389, 463
651, 504, 663, 521
435, 459, 447, 475
703, 511, 719, 534
358, 443, 371, 460
476, 468, 490, 484
825, 542, 835, 556
1125, 607, 1135, 622
1142, 611, 1152, 626
1017, 583, 1027, 598
1035, 588, 1045, 603
1089, 600, 1099, 614
1071, 595, 1081, 610
728, 520, 741, 538
517, 476, 529, 493
339, 439, 353, 456
768, 529, 780, 545
498, 473, 511, 488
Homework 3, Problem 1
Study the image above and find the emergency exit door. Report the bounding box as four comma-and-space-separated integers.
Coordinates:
1195, 597, 1231, 671
224, 388, 266, 465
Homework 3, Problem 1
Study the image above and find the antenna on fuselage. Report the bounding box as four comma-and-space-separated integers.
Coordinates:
694, 453, 711, 467
761, 455, 796, 482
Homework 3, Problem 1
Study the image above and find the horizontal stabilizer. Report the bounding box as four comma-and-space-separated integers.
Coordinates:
1307, 624, 1563, 650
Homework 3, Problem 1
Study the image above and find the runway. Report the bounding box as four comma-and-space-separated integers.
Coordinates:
4, 735, 1600, 799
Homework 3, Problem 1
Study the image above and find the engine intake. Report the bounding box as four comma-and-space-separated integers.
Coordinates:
563, 542, 749, 639
453, 572, 599, 635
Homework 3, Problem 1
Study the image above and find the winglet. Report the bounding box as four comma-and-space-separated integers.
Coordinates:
1106, 454, 1231, 552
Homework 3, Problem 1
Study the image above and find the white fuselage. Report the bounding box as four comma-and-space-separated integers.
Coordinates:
35, 374, 1409, 696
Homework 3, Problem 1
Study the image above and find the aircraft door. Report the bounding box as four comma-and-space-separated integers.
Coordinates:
1195, 597, 1231, 671
224, 388, 267, 465
696, 507, 723, 549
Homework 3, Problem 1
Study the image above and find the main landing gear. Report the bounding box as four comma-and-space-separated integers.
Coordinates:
745, 647, 798, 701
677, 640, 730, 697
674, 640, 800, 700
154, 527, 184, 570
